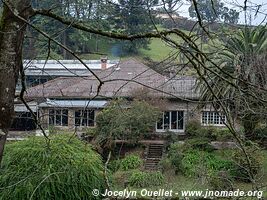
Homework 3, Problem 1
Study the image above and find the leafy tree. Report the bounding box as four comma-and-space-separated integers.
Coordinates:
198, 27, 267, 138
111, 0, 158, 54
94, 99, 160, 149
0, 134, 105, 200
188, 0, 239, 24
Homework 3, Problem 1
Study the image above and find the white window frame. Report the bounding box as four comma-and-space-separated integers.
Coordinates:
156, 110, 185, 132
201, 111, 226, 126
48, 109, 68, 126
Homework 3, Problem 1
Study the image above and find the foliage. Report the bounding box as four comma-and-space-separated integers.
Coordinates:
185, 120, 202, 136
188, 0, 239, 23
186, 120, 218, 140
167, 142, 186, 173
109, 154, 143, 172
208, 170, 233, 190
198, 27, 267, 138
167, 142, 234, 180
159, 157, 173, 173
121, 154, 143, 170
108, 159, 122, 172
112, 0, 158, 54
48, 125, 57, 134
181, 150, 232, 177
212, 128, 233, 141
95, 99, 160, 148
0, 134, 105, 200
129, 170, 164, 187
252, 125, 267, 142
230, 144, 263, 182
186, 137, 215, 152
24, 0, 115, 59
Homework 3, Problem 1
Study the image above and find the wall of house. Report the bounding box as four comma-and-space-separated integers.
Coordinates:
38, 100, 228, 135
39, 107, 101, 131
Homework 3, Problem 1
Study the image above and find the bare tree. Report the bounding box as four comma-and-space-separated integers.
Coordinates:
0, 0, 32, 163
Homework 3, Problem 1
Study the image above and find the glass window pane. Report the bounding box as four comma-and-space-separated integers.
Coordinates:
62, 109, 68, 126
202, 112, 207, 124
208, 112, 213, 124
163, 112, 170, 130
55, 110, 61, 125
88, 110, 95, 127
49, 109, 54, 125
75, 110, 81, 126
171, 111, 177, 130
157, 113, 163, 130
178, 111, 184, 130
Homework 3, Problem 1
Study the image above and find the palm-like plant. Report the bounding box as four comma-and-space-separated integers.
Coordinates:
198, 27, 267, 138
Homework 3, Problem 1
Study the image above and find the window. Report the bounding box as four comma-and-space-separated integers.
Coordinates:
202, 111, 226, 126
26, 76, 49, 87
75, 110, 95, 127
49, 109, 68, 126
157, 111, 184, 131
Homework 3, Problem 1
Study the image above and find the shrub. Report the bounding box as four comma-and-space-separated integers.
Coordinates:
230, 145, 263, 182
0, 134, 105, 200
186, 137, 215, 152
181, 150, 233, 177
208, 171, 233, 191
159, 157, 172, 173
108, 159, 121, 172
167, 142, 187, 173
95, 99, 160, 145
129, 170, 164, 187
212, 128, 233, 141
253, 126, 267, 141
186, 120, 216, 140
185, 120, 202, 136
121, 154, 143, 171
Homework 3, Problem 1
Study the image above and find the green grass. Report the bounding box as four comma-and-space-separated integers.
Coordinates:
112, 150, 267, 199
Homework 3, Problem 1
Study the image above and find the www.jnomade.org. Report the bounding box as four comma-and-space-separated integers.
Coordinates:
92, 188, 263, 199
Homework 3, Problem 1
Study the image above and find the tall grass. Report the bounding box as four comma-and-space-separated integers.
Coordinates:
0, 134, 105, 200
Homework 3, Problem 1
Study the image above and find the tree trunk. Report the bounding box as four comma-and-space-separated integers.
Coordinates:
0, 0, 32, 164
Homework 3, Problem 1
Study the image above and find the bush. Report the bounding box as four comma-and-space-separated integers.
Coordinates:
129, 170, 164, 187
108, 159, 121, 172
167, 142, 187, 173
0, 134, 105, 200
159, 157, 172, 173
230, 145, 263, 182
212, 128, 234, 141
185, 120, 202, 136
253, 126, 267, 141
181, 150, 233, 177
121, 154, 143, 171
186, 137, 215, 152
208, 170, 233, 191
186, 120, 216, 140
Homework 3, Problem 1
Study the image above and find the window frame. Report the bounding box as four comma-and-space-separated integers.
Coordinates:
156, 110, 184, 132
75, 109, 95, 127
201, 111, 226, 126
48, 109, 68, 126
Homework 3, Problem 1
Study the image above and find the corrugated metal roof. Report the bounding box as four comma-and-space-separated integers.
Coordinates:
24, 60, 118, 70
39, 99, 108, 108
14, 102, 37, 112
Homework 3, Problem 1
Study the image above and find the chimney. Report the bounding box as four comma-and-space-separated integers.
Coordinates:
100, 57, 108, 70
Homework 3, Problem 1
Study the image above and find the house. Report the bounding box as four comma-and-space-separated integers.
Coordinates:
17, 59, 118, 90
12, 58, 118, 131
22, 58, 226, 135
